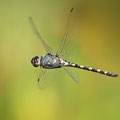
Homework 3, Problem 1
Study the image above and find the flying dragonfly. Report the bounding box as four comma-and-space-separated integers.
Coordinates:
29, 8, 118, 89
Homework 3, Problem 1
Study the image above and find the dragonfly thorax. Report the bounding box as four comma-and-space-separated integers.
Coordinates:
40, 54, 62, 69
31, 56, 41, 67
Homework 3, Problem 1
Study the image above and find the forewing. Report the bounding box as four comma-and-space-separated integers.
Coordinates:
29, 16, 54, 54
56, 8, 74, 56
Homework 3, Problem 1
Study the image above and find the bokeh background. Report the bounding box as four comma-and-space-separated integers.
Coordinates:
0, 0, 120, 120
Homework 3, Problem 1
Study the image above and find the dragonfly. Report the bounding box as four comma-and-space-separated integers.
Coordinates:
29, 8, 118, 89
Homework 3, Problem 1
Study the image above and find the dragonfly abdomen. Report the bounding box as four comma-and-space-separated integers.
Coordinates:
64, 62, 118, 77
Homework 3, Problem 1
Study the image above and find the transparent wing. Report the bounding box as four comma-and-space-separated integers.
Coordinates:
38, 69, 60, 90
56, 8, 74, 56
29, 16, 54, 54
64, 67, 80, 84
38, 67, 80, 90
56, 8, 80, 83
59, 35, 74, 61
57, 8, 80, 83
38, 69, 47, 90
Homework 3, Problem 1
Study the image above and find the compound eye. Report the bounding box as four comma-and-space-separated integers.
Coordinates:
31, 56, 40, 67
32, 60, 34, 64
36, 58, 39, 63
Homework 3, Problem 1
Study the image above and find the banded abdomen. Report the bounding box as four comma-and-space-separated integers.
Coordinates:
63, 61, 118, 77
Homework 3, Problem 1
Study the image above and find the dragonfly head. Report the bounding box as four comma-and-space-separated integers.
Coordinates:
31, 56, 40, 67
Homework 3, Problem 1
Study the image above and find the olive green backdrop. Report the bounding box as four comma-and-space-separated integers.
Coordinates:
0, 0, 120, 120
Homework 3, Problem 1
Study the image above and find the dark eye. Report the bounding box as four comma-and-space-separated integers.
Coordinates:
32, 60, 34, 64
35, 60, 37, 63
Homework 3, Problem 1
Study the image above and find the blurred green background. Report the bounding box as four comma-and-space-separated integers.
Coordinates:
0, 0, 120, 120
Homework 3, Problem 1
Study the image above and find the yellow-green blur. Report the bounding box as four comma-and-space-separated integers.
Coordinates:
0, 0, 120, 120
